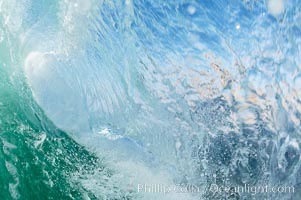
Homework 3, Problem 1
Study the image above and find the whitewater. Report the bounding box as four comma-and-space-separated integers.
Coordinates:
0, 0, 301, 199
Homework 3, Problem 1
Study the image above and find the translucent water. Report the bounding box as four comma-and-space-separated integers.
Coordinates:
0, 0, 300, 199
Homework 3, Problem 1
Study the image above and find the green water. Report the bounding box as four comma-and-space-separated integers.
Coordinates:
1, 0, 300, 199
0, 18, 132, 200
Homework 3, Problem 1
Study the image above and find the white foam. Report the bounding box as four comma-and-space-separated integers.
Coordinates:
290, 140, 300, 150
34, 132, 47, 149
98, 128, 123, 140
24, 52, 49, 78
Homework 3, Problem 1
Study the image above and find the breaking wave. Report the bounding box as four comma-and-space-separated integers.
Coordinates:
0, 0, 300, 199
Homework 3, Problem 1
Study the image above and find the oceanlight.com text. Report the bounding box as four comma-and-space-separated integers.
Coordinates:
136, 183, 295, 195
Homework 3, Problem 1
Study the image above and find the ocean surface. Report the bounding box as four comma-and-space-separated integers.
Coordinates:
0, 0, 301, 199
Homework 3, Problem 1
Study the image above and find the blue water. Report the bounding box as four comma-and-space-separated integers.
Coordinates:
1, 0, 301, 199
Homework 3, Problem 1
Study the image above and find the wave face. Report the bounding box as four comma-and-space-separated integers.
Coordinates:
1, 0, 301, 199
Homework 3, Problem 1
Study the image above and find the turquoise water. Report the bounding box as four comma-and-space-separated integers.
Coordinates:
0, 0, 301, 199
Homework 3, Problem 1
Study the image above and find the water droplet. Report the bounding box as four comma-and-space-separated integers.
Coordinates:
175, 141, 182, 149
267, 0, 285, 16
187, 5, 196, 15
235, 24, 240, 30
